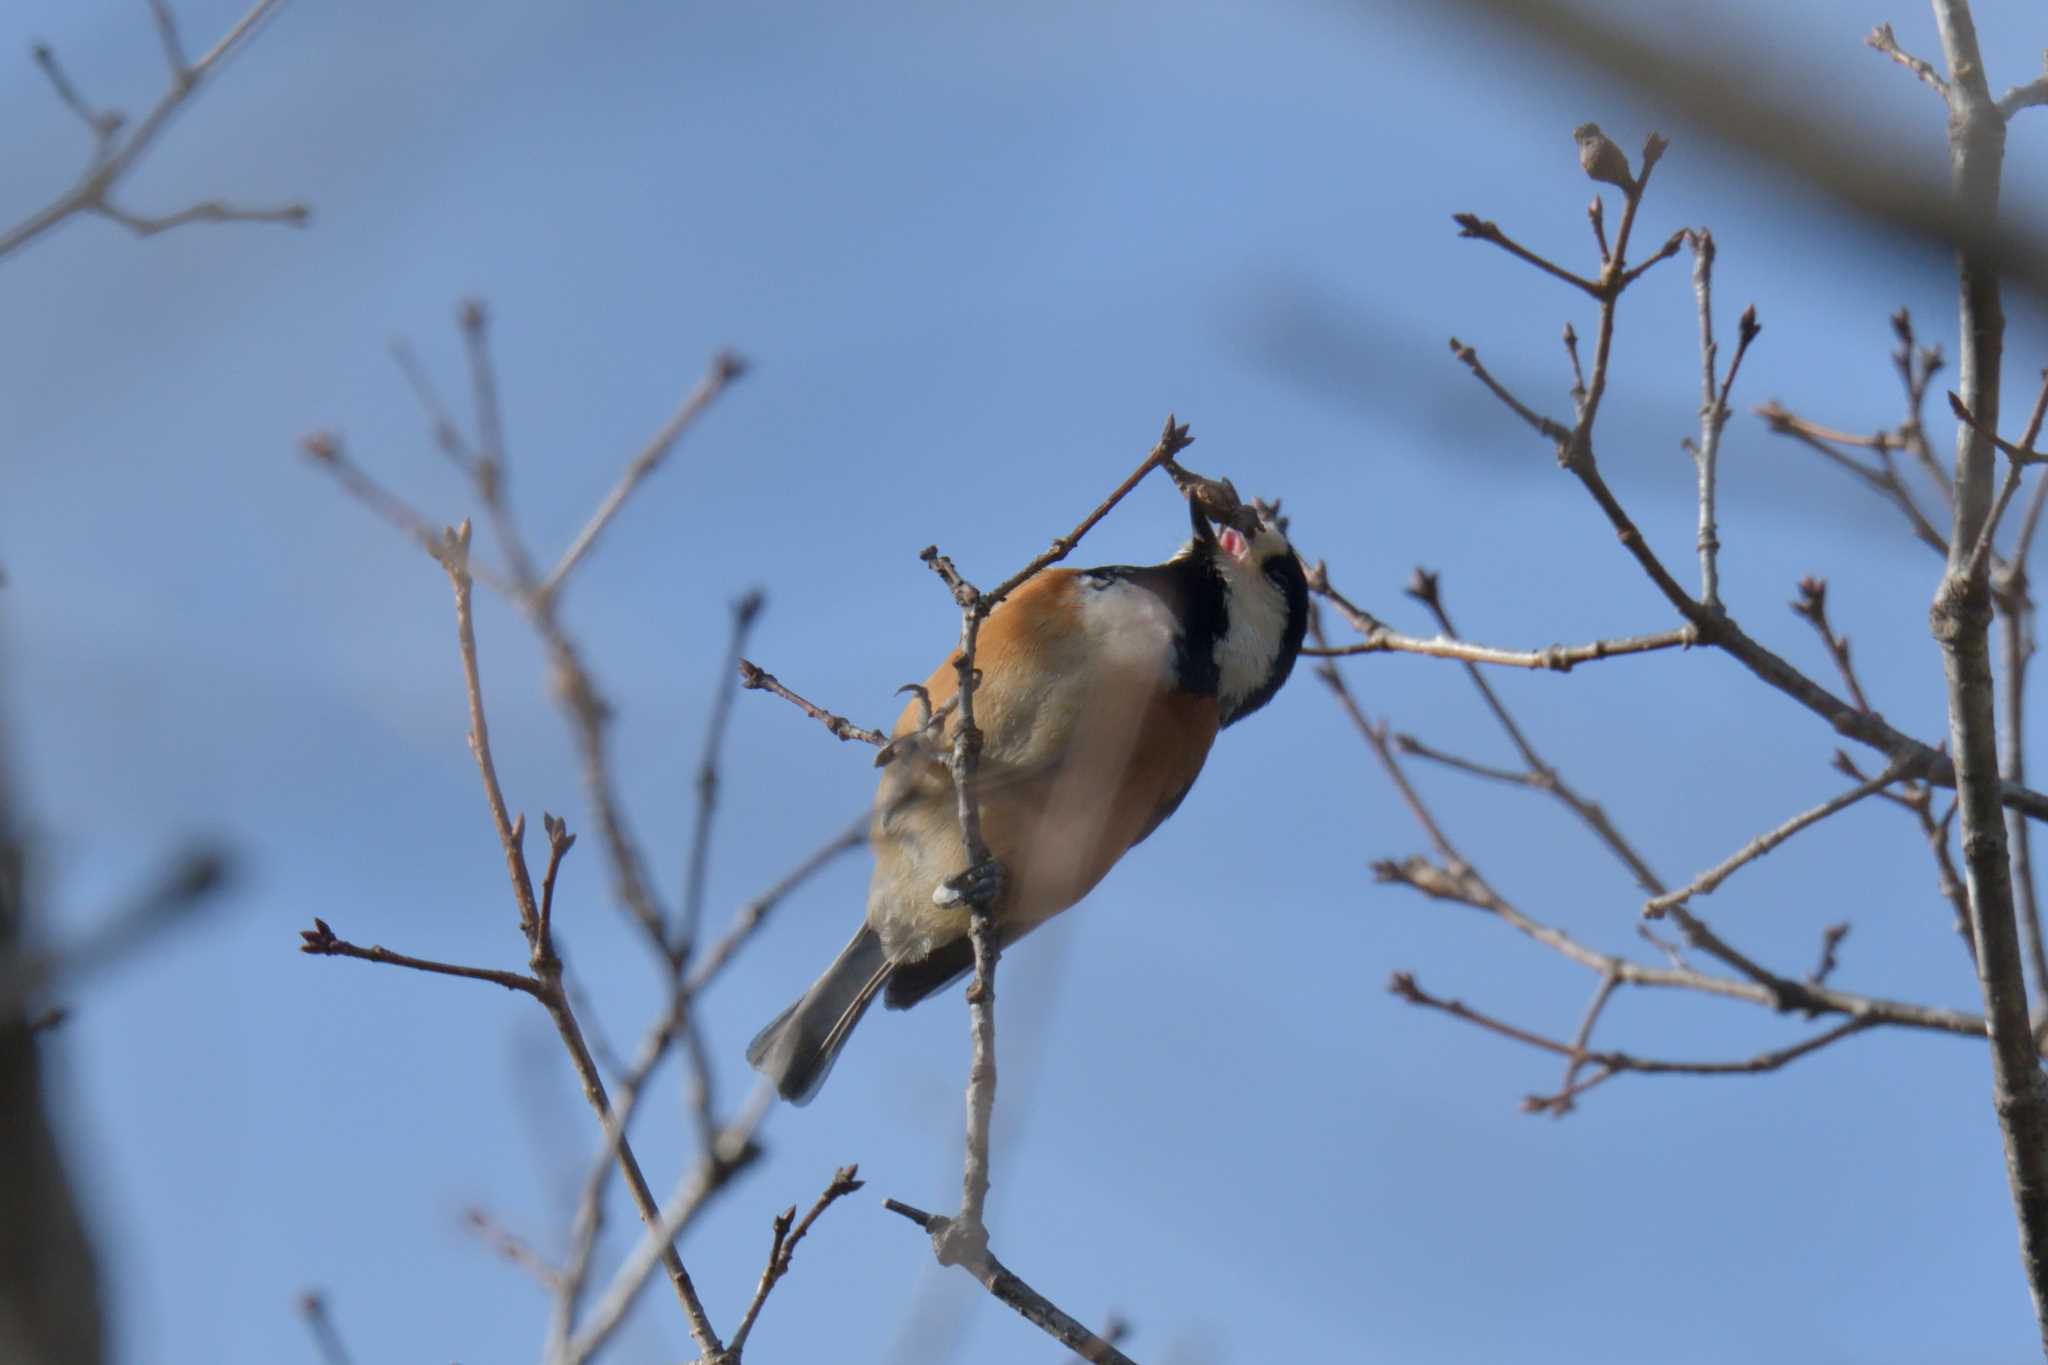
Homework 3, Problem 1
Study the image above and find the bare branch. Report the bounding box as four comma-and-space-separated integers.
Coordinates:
30, 43, 122, 147
1447, 338, 1574, 445
2, 0, 306, 262
92, 197, 306, 236
725, 1165, 864, 1357
882, 417, 1195, 1348
1392, 733, 1536, 788
1925, 4, 2048, 1342
1389, 571, 1666, 896
296, 918, 541, 996
1789, 577, 1874, 713
1394, 972, 1881, 1099
677, 591, 766, 959
1688, 227, 1760, 609
684, 818, 869, 997
1998, 372, 2048, 1012
1547, 969, 1618, 1117
1304, 622, 1694, 670
881, 1201, 1138, 1365
1451, 213, 1599, 295
981, 413, 1195, 614
1435, 0, 2048, 303
560, 1086, 771, 1365
462, 1207, 561, 1289
540, 350, 747, 599
390, 337, 476, 471
298, 436, 513, 592
437, 522, 545, 950
737, 660, 888, 747
1867, 22, 1950, 98
1808, 922, 1851, 987
296, 1290, 356, 1365
1999, 77, 2048, 120
1758, 401, 1951, 556
1645, 757, 1912, 917
539, 813, 576, 957
144, 0, 192, 76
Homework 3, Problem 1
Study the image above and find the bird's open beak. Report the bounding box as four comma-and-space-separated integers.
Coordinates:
1170, 463, 1262, 543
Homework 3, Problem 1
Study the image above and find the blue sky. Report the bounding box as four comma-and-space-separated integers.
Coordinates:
8, 1, 2048, 1361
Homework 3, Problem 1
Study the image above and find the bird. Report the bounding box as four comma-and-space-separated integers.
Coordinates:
747, 483, 1310, 1103
1573, 122, 1636, 196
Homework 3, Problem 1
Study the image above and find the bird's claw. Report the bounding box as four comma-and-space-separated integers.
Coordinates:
933, 857, 1005, 911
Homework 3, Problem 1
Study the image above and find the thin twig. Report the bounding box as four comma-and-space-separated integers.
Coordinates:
1450, 213, 1601, 294
296, 1290, 356, 1365
1395, 972, 1882, 1082
1392, 733, 1535, 788
539, 813, 576, 955
1844, 748, 1977, 958
1952, 390, 2048, 581
297, 438, 513, 594
1303, 623, 1693, 669
677, 591, 765, 959
1757, 403, 1951, 557
737, 660, 888, 747
389, 337, 474, 471
1808, 922, 1851, 987
1547, 969, 1619, 1117
1391, 571, 1667, 896
1790, 577, 1873, 713
296, 918, 541, 996
1687, 226, 1760, 610
2, 0, 306, 261
434, 518, 722, 1354
1867, 22, 1949, 98
461, 1207, 562, 1289
1645, 758, 1911, 917
561, 1085, 773, 1365
31, 43, 123, 147
541, 350, 747, 599
1890, 309, 1956, 510
980, 414, 1197, 613
1068, 1316, 1133, 1364
881, 1201, 1140, 1365
440, 523, 545, 948
1447, 338, 1575, 444
684, 818, 869, 997
144, 0, 192, 76
1998, 370, 2048, 1012
725, 1165, 865, 1357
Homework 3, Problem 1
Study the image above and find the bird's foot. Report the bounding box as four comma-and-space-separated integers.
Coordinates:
933, 857, 1005, 911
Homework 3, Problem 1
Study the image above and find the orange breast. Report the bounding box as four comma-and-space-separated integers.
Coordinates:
868, 569, 1221, 954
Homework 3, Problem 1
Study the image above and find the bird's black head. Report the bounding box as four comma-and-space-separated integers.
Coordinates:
1178, 495, 1308, 726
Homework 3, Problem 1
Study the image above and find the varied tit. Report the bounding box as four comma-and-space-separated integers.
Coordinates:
748, 488, 1309, 1103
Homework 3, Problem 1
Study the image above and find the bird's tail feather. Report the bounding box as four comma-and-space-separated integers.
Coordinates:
746, 924, 890, 1104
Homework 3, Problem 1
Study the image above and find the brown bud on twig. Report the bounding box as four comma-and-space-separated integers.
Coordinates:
1403, 567, 1442, 609
1738, 304, 1762, 348
1791, 575, 1828, 622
